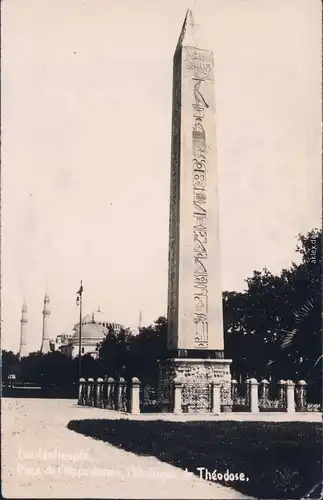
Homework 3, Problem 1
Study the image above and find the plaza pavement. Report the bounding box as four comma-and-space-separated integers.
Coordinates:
2, 398, 255, 499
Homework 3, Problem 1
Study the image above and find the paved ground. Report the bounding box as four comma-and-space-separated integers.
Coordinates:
2, 398, 253, 499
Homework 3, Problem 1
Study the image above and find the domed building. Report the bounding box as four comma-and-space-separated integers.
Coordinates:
57, 307, 122, 359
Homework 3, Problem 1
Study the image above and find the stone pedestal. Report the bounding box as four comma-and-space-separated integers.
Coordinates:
158, 358, 232, 413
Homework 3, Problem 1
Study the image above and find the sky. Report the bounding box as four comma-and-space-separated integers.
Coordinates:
2, 0, 321, 353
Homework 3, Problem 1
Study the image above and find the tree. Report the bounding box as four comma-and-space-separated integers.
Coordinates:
98, 317, 168, 383
18, 351, 76, 387
223, 228, 322, 387
1, 350, 20, 381
98, 324, 133, 379
129, 316, 167, 382
279, 229, 321, 386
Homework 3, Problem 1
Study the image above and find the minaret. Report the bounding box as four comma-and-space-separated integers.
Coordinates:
40, 294, 51, 353
138, 310, 142, 330
18, 301, 29, 358
159, 10, 232, 413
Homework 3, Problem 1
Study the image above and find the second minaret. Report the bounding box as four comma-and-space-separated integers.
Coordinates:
18, 301, 29, 358
40, 294, 51, 354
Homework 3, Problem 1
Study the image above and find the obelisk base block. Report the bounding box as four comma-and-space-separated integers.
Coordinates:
158, 358, 232, 413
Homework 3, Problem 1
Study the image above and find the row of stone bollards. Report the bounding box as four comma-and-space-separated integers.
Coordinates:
78, 377, 141, 414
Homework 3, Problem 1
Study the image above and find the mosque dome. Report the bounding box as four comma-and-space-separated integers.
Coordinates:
73, 307, 109, 329
71, 322, 108, 340
72, 307, 109, 341
54, 306, 122, 359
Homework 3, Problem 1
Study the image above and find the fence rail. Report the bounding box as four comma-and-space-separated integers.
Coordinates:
140, 384, 159, 412
78, 377, 322, 414
181, 382, 212, 413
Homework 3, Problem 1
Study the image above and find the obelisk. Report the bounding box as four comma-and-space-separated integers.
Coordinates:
159, 10, 232, 413
18, 301, 29, 359
40, 294, 51, 353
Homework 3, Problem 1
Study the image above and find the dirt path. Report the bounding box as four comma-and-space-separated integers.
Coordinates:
2, 398, 251, 499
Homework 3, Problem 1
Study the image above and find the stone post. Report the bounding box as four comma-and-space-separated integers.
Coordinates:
107, 377, 115, 409
101, 377, 108, 408
78, 378, 86, 405
131, 377, 141, 415
295, 380, 307, 411
92, 379, 97, 407
173, 377, 182, 414
96, 378, 103, 408
278, 380, 286, 409
245, 378, 250, 407
249, 378, 259, 413
91, 378, 96, 406
83, 379, 88, 405
211, 382, 221, 414
83, 379, 87, 405
259, 379, 269, 400
258, 379, 269, 411
117, 377, 126, 411
87, 378, 94, 406
286, 380, 295, 413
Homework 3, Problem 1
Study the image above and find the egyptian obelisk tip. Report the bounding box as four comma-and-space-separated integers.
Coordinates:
176, 8, 207, 51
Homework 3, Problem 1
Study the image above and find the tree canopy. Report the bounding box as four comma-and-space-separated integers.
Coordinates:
224, 229, 321, 390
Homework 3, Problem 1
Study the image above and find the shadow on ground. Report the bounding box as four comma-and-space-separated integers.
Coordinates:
67, 419, 321, 499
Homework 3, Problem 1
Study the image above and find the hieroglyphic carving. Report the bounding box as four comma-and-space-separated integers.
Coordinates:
167, 45, 214, 349
185, 49, 214, 80
187, 48, 213, 61
167, 53, 181, 347
193, 81, 209, 109
192, 76, 209, 348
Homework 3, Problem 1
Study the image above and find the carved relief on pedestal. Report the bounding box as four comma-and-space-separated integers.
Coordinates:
168, 360, 231, 382
159, 359, 231, 413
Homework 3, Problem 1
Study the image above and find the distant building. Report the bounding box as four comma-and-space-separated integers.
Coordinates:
52, 307, 122, 359
50, 332, 74, 353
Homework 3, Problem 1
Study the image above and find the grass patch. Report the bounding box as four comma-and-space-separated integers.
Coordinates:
67, 419, 322, 499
